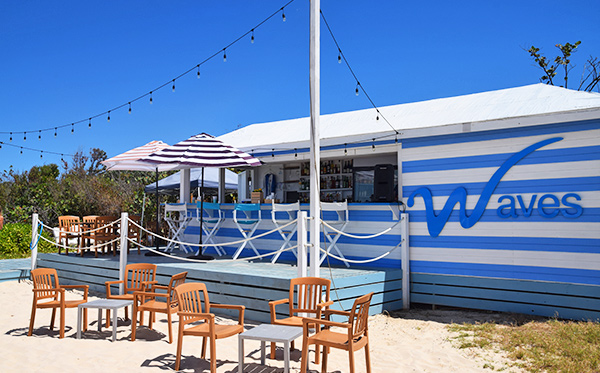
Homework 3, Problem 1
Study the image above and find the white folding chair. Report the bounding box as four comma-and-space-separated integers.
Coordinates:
195, 201, 225, 256
270, 201, 300, 263
164, 203, 193, 253
320, 200, 350, 267
232, 203, 262, 260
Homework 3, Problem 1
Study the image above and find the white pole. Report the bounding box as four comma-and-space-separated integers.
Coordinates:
180, 169, 191, 203
400, 213, 410, 309
30, 213, 39, 271
119, 212, 129, 295
297, 211, 308, 278
309, 0, 321, 278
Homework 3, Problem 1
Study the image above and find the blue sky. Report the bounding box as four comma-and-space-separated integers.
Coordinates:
1, 0, 599, 173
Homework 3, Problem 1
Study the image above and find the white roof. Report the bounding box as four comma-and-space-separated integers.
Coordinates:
218, 84, 600, 152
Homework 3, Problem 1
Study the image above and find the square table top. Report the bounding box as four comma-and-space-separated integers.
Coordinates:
79, 299, 133, 310
240, 324, 303, 343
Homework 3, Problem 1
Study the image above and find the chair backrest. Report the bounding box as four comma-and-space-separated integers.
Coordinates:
167, 272, 188, 309
349, 292, 373, 340
165, 203, 188, 220
124, 263, 157, 293
289, 277, 331, 315
83, 215, 98, 223
59, 216, 80, 233
175, 282, 211, 323
31, 268, 60, 300
320, 200, 349, 222
234, 203, 261, 223
271, 201, 300, 223
82, 216, 98, 236
96, 216, 117, 236
198, 202, 223, 220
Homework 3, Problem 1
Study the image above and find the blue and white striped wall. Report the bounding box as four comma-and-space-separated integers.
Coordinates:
402, 119, 600, 320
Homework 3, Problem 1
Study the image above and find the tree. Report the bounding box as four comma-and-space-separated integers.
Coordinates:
527, 41, 600, 92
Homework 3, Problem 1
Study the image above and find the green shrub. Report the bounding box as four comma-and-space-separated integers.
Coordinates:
0, 223, 55, 259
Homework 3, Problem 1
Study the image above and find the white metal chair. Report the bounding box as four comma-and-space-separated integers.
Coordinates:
270, 201, 300, 263
232, 203, 262, 260
320, 200, 350, 267
195, 201, 225, 256
164, 203, 193, 253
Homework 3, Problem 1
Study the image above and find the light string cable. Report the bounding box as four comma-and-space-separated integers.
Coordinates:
0, 0, 296, 156
320, 9, 399, 136
0, 141, 73, 160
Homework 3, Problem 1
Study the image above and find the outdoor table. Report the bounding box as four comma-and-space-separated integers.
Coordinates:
238, 324, 303, 373
77, 299, 133, 342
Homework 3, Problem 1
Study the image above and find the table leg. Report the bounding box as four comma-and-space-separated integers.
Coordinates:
112, 308, 118, 342
97, 309, 102, 331
77, 306, 82, 339
238, 336, 244, 373
283, 341, 290, 373
260, 340, 266, 365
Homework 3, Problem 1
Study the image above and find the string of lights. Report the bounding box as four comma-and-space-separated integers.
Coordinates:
0, 0, 295, 159
0, 141, 72, 160
320, 10, 399, 137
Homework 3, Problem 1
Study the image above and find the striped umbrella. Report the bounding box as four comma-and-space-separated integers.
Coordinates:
141, 133, 262, 257
102, 140, 171, 171
140, 133, 261, 169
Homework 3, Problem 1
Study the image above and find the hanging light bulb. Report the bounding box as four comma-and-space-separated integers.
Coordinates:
38, 130, 41, 140
40, 151, 43, 159
294, 148, 297, 158
172, 79, 176, 92
20, 147, 23, 154
344, 143, 348, 155
128, 102, 132, 114
197, 65, 200, 78
88, 118, 92, 128
251, 29, 255, 44
61, 154, 64, 163
372, 138, 376, 149
107, 111, 110, 122
10, 132, 12, 141
272, 149, 275, 158
355, 83, 360, 96
149, 92, 153, 104
282, 8, 286, 22
24, 132, 26, 141
71, 123, 74, 133
338, 51, 342, 63
223, 49, 227, 62
54, 127, 57, 137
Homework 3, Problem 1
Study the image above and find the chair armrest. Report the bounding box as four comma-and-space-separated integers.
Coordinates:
302, 316, 351, 330
105, 280, 124, 297
211, 304, 245, 325
61, 284, 89, 299
324, 309, 350, 317
268, 298, 290, 322
177, 311, 215, 326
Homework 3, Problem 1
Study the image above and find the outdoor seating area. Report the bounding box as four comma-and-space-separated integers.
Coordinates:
26, 263, 374, 373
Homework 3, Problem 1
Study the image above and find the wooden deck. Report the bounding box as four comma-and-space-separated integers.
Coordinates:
36, 249, 403, 323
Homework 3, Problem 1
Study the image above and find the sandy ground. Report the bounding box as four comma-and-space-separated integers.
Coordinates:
0, 280, 528, 372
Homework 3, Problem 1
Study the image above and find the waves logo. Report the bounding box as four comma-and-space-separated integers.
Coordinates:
407, 137, 583, 237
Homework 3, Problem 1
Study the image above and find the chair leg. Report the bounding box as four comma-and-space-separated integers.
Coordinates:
270, 341, 276, 359
131, 304, 138, 341
365, 343, 371, 373
210, 337, 217, 373
50, 308, 56, 330
167, 312, 173, 344
315, 344, 321, 364
201, 337, 207, 359
28, 304, 37, 336
322, 345, 329, 373
175, 327, 184, 371
148, 311, 154, 329
83, 308, 88, 332
59, 306, 66, 338
348, 349, 355, 373
106, 309, 110, 328
300, 338, 309, 373
125, 305, 129, 321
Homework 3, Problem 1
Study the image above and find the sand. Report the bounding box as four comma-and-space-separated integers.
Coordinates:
0, 280, 527, 372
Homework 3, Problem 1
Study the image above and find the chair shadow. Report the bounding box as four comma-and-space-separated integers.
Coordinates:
140, 353, 238, 372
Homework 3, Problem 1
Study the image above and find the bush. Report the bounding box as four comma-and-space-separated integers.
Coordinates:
0, 223, 55, 259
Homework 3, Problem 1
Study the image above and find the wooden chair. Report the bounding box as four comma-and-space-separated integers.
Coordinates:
131, 271, 188, 344
81, 215, 99, 257
105, 263, 157, 327
174, 282, 245, 373
95, 216, 118, 256
127, 215, 142, 254
300, 292, 374, 373
58, 215, 80, 255
269, 277, 333, 361
28, 268, 89, 339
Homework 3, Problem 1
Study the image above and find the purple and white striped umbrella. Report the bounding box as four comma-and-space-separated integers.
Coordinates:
141, 133, 261, 170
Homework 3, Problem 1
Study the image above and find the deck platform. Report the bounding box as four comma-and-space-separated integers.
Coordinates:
36, 249, 403, 323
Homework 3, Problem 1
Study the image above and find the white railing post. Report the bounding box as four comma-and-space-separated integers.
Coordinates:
297, 211, 308, 278
400, 213, 410, 309
30, 213, 39, 271
119, 212, 129, 295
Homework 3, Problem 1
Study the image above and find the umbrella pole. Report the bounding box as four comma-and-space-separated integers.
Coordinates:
156, 167, 160, 252
199, 167, 204, 248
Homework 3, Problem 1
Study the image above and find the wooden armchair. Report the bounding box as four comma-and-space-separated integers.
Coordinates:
269, 277, 333, 361
174, 282, 245, 373
28, 268, 89, 339
95, 216, 119, 256
81, 215, 99, 257
131, 271, 188, 343
300, 292, 374, 373
127, 215, 142, 254
58, 215, 80, 255
105, 263, 157, 327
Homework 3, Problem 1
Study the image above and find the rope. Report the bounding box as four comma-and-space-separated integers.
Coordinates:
127, 216, 297, 248
319, 241, 402, 264
38, 217, 123, 236
37, 233, 121, 251
321, 219, 401, 239
29, 222, 43, 251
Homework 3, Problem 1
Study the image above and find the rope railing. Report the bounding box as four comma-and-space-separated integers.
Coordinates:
318, 240, 403, 264
38, 217, 123, 236
320, 218, 402, 239
127, 216, 297, 249
37, 232, 121, 251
